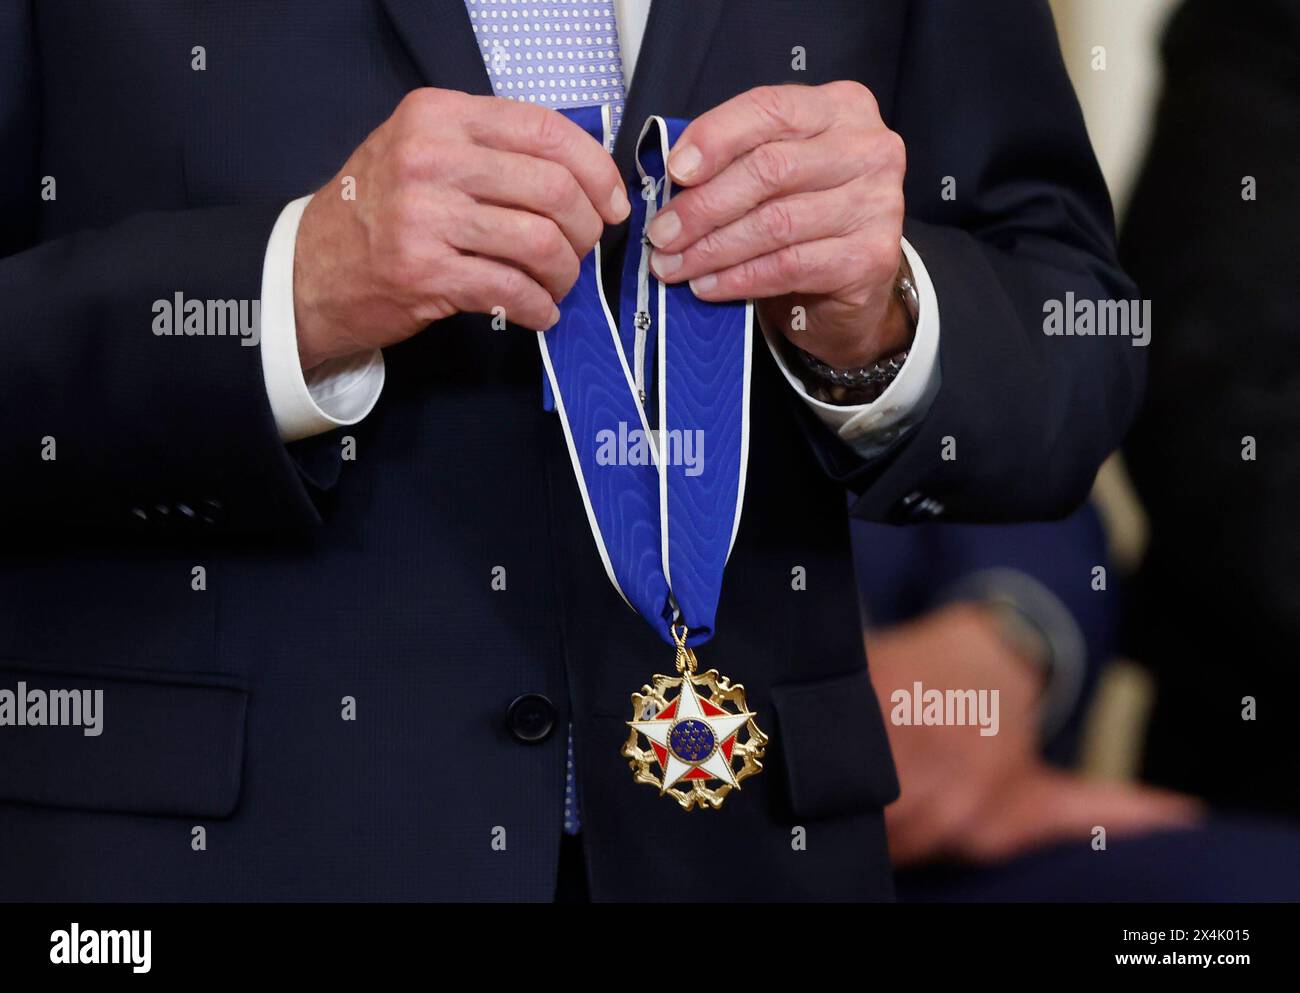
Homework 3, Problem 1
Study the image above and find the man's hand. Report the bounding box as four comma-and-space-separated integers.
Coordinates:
293, 88, 630, 370
646, 82, 911, 370
869, 604, 1202, 867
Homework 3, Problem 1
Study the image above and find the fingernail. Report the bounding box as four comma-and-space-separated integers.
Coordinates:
611, 185, 630, 220
545, 305, 561, 329
669, 143, 702, 182
690, 274, 717, 296
647, 210, 680, 247
651, 251, 682, 277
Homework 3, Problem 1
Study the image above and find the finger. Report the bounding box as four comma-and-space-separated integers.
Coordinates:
667, 82, 864, 186
446, 203, 581, 302
651, 189, 854, 284
458, 148, 605, 257
464, 97, 630, 224
958, 770, 1204, 863
647, 130, 864, 252
438, 254, 561, 332
1028, 777, 1205, 843
686, 235, 883, 301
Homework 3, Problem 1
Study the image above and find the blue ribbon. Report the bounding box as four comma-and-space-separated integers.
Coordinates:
537, 106, 752, 648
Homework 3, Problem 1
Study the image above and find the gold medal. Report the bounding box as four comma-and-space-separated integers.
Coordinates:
622, 626, 768, 810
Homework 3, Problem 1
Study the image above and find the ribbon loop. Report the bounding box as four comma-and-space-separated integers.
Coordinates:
537, 106, 752, 647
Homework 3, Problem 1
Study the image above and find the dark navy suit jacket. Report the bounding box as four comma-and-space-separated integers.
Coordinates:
0, 1, 1140, 901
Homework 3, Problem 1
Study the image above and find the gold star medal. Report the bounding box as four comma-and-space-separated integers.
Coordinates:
622, 626, 767, 810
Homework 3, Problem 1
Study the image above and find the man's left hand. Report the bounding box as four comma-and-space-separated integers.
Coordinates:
647, 81, 911, 370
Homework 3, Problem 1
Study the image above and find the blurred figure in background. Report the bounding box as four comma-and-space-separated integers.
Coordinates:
1121, 0, 1300, 816
854, 509, 1300, 901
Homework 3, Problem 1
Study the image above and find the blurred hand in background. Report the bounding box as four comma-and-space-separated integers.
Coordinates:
868, 603, 1202, 867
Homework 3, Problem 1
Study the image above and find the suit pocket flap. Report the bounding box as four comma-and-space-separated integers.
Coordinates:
771, 669, 900, 819
0, 665, 247, 818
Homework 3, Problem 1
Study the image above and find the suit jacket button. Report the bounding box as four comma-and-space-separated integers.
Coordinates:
889, 490, 924, 523
507, 693, 557, 744
200, 498, 225, 526
894, 490, 945, 522
919, 497, 945, 518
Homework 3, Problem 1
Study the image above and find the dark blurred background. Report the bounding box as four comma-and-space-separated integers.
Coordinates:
849, 0, 1300, 900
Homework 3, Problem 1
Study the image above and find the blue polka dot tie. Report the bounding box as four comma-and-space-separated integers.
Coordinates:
465, 0, 630, 835
467, 0, 627, 139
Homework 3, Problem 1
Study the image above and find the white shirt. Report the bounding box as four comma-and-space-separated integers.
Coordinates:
260, 0, 940, 455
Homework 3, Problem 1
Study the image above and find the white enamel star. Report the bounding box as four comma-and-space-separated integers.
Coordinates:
629, 676, 754, 792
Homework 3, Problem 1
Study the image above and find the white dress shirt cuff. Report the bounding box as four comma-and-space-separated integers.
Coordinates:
762, 237, 940, 459
259, 194, 386, 443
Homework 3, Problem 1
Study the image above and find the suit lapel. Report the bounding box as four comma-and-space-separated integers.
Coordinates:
613, 0, 728, 176
379, 0, 493, 96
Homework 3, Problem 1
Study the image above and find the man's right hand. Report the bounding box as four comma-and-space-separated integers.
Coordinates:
293, 88, 630, 371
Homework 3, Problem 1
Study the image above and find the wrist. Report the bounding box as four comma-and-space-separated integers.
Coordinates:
831, 290, 912, 368
941, 570, 1090, 743
291, 195, 332, 372
870, 289, 915, 361
789, 251, 918, 403
294, 309, 336, 373
977, 600, 1054, 691
292, 255, 358, 373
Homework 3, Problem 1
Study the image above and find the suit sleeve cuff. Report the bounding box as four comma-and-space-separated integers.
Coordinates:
762, 237, 940, 459
259, 194, 385, 443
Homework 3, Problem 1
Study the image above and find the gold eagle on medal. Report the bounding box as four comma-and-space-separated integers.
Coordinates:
622, 628, 768, 811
